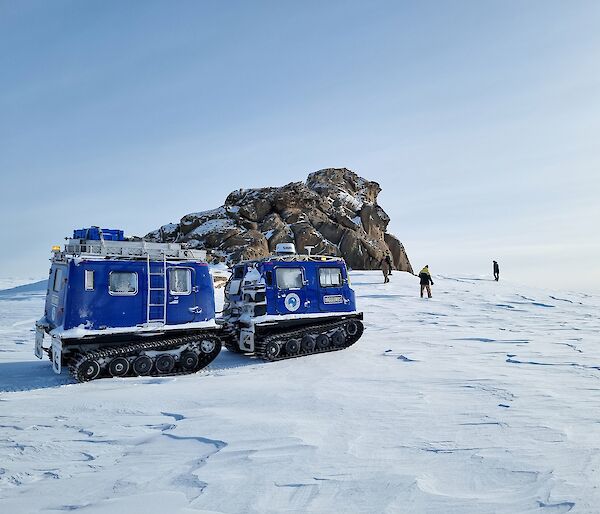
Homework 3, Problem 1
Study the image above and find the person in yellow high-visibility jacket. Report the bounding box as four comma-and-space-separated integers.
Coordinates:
418, 265, 434, 298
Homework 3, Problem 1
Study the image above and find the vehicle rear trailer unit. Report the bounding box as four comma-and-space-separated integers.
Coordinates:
35, 227, 222, 382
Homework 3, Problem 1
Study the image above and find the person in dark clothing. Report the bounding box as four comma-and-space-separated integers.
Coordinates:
493, 260, 500, 281
418, 265, 434, 298
381, 258, 391, 283
385, 253, 393, 275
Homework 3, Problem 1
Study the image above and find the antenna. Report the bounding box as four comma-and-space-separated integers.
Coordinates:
275, 243, 296, 255
304, 245, 315, 256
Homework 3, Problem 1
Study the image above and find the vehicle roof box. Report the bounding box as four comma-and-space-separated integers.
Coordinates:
73, 227, 125, 241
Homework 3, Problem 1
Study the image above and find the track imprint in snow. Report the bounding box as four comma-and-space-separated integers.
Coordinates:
537, 500, 575, 512
506, 356, 600, 371
1, 272, 599, 512
454, 337, 530, 344
160, 411, 186, 421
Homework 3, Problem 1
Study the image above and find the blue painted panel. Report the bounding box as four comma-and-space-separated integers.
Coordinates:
256, 260, 357, 317
65, 260, 146, 330
59, 259, 215, 331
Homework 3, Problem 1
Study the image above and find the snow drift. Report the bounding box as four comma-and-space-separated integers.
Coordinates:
0, 273, 598, 512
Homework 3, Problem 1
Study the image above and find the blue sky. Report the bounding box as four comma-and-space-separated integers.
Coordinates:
1, 1, 599, 291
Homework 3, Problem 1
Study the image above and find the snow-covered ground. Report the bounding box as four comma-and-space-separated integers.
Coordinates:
1, 272, 599, 513
0, 277, 46, 291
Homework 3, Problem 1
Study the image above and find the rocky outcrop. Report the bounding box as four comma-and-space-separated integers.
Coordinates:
145, 168, 413, 272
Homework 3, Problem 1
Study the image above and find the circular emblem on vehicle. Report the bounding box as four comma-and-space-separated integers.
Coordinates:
284, 293, 301, 312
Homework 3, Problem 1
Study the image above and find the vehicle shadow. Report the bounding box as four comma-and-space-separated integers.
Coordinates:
0, 350, 264, 393
209, 348, 268, 371
0, 360, 73, 393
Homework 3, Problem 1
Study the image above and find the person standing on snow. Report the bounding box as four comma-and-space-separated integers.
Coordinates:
418, 265, 434, 298
385, 253, 393, 275
381, 257, 391, 283
493, 260, 500, 281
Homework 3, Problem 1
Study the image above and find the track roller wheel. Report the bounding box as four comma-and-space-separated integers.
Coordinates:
77, 358, 101, 382
301, 335, 316, 352
155, 354, 175, 374
316, 334, 330, 350
346, 320, 360, 337
264, 341, 281, 361
180, 351, 199, 371
200, 339, 216, 354
332, 330, 346, 346
108, 357, 130, 377
133, 355, 153, 376
285, 338, 300, 355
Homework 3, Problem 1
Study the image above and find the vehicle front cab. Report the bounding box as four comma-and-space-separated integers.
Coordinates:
221, 255, 359, 352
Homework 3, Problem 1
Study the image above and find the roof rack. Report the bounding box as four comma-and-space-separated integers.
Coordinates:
54, 239, 206, 262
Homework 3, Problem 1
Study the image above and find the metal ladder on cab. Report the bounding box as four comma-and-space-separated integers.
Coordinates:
146, 252, 167, 325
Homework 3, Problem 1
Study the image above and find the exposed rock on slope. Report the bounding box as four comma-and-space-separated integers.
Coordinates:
145, 168, 412, 272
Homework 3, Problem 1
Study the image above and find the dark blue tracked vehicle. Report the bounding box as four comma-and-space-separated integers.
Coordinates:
35, 228, 222, 382
219, 243, 364, 360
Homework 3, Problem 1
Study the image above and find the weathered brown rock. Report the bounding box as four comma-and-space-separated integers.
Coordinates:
225, 230, 269, 262
145, 168, 412, 272
225, 189, 273, 222
384, 233, 413, 274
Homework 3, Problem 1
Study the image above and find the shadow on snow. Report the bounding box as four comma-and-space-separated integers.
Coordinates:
0, 349, 262, 393
0, 360, 72, 392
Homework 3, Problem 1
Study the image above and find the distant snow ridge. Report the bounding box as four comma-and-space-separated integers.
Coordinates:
145, 168, 412, 271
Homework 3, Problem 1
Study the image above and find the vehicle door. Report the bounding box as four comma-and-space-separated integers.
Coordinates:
317, 266, 347, 312
166, 265, 197, 323
274, 266, 307, 315
46, 264, 68, 328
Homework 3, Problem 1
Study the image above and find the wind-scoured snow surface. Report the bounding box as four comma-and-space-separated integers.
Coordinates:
1, 273, 599, 513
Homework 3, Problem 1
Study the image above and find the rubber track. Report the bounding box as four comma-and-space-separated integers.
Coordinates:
254, 319, 364, 361
68, 333, 222, 382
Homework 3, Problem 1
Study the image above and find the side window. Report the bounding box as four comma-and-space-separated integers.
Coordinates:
85, 270, 94, 291
319, 268, 343, 287
169, 268, 191, 295
276, 268, 303, 289
233, 266, 244, 279
53, 268, 63, 292
109, 272, 138, 295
